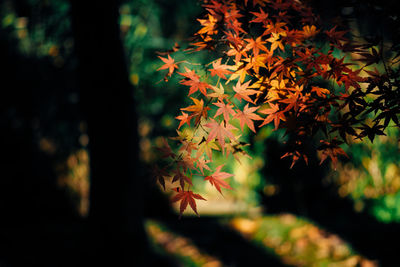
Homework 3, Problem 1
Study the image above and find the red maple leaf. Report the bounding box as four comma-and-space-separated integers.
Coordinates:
318, 139, 349, 170
156, 138, 175, 159
171, 168, 193, 190
152, 166, 169, 190
204, 164, 233, 194
171, 190, 206, 217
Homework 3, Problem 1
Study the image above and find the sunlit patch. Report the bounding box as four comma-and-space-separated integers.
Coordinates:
331, 128, 400, 222
146, 220, 223, 267
229, 215, 377, 266
56, 149, 90, 217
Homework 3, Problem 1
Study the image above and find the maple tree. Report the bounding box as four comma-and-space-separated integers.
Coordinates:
155, 0, 400, 216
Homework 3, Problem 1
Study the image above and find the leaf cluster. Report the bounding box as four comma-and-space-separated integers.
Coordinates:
155, 0, 400, 216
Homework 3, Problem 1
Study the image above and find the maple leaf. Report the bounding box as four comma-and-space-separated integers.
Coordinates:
281, 150, 308, 169
189, 35, 215, 51
267, 32, 286, 52
302, 25, 319, 38
178, 154, 197, 172
156, 138, 175, 159
311, 86, 330, 98
208, 84, 228, 100
170, 129, 193, 142
204, 165, 233, 194
195, 156, 211, 174
179, 67, 212, 96
225, 13, 245, 35
196, 137, 220, 160
225, 32, 246, 52
280, 91, 300, 112
234, 104, 263, 132
204, 119, 237, 153
179, 139, 197, 155
152, 166, 169, 190
244, 36, 268, 56
213, 101, 236, 122
259, 103, 286, 130
225, 138, 252, 163
325, 26, 348, 47
171, 190, 206, 217
209, 58, 232, 79
250, 7, 269, 24
197, 14, 218, 35
181, 97, 210, 125
233, 80, 259, 104
176, 111, 191, 129
318, 139, 349, 170
172, 168, 193, 189
243, 53, 270, 74
157, 55, 179, 77
226, 44, 248, 63
227, 62, 251, 83
337, 69, 364, 91
263, 22, 287, 36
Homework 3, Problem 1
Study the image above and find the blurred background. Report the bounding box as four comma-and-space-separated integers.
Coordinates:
0, 0, 399, 266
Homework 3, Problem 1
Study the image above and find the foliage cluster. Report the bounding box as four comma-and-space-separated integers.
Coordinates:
155, 0, 400, 216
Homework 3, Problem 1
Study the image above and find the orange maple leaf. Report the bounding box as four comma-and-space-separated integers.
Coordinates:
311, 86, 330, 98
302, 25, 319, 38
250, 7, 269, 24
204, 119, 237, 152
233, 80, 259, 104
179, 67, 212, 96
259, 103, 286, 130
234, 104, 263, 132
195, 156, 211, 174
209, 58, 232, 79
213, 101, 236, 122
197, 14, 218, 35
176, 111, 191, 129
157, 55, 178, 76
181, 97, 210, 125
267, 32, 286, 52
244, 36, 268, 56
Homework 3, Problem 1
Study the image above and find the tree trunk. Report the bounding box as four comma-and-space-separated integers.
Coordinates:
70, 1, 147, 266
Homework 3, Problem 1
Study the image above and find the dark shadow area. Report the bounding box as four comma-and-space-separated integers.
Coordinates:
0, 15, 86, 266
163, 217, 292, 267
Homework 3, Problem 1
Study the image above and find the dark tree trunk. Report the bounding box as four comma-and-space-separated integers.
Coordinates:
70, 1, 148, 266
